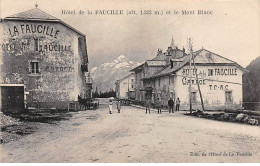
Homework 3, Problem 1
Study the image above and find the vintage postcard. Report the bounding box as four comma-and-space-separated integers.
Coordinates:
0, 0, 259, 163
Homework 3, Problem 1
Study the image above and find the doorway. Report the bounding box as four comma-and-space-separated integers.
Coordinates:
1, 86, 24, 113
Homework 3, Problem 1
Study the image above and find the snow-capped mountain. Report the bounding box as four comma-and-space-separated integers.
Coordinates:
91, 55, 141, 92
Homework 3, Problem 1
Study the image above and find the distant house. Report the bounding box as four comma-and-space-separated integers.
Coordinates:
0, 6, 92, 111
130, 37, 247, 110
115, 73, 135, 99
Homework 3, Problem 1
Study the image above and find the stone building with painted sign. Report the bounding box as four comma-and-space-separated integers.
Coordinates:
0, 7, 91, 111
131, 38, 246, 110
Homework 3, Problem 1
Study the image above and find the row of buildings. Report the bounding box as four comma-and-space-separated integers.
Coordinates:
116, 37, 247, 110
0, 6, 92, 112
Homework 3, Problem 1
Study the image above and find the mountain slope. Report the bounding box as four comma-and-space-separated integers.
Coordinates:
243, 56, 260, 104
91, 55, 140, 92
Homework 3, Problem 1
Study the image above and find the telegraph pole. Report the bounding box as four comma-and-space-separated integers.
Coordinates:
191, 49, 205, 111
128, 77, 130, 100
188, 38, 205, 112
188, 38, 192, 114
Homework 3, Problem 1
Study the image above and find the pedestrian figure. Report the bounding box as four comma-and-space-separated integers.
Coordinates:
168, 98, 174, 113
157, 98, 162, 114
116, 99, 121, 113
145, 98, 151, 114
176, 98, 180, 111
109, 99, 113, 114
87, 99, 91, 109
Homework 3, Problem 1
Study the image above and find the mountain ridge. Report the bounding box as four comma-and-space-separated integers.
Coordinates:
90, 55, 141, 92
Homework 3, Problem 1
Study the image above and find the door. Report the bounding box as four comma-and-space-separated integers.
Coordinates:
1, 86, 24, 113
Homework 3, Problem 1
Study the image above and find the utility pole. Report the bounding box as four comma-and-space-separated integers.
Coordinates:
128, 77, 130, 100
188, 38, 205, 112
188, 38, 193, 114
191, 50, 205, 111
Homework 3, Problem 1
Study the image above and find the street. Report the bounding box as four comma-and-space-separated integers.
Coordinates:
1, 101, 260, 163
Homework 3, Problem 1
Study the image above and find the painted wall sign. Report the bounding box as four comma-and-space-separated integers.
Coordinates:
182, 77, 206, 85
181, 67, 235, 91
182, 68, 206, 77
208, 68, 237, 76
1, 41, 72, 53
45, 66, 74, 72
209, 84, 228, 90
182, 67, 237, 77
37, 43, 72, 53
2, 43, 29, 53
8, 24, 60, 38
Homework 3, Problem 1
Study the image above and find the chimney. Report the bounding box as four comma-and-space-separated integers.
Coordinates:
157, 49, 162, 58
183, 46, 185, 53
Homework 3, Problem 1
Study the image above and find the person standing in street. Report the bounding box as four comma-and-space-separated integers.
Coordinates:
176, 97, 180, 111
157, 98, 162, 114
116, 99, 121, 113
168, 98, 174, 113
109, 99, 113, 114
145, 98, 151, 114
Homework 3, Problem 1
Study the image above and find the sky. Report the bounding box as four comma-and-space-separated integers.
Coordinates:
0, 0, 259, 69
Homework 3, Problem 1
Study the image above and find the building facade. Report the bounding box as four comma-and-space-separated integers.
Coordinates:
130, 37, 186, 102
131, 38, 246, 110
0, 7, 91, 111
115, 73, 135, 99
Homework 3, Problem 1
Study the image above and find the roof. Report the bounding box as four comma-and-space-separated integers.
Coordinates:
170, 55, 187, 62
116, 73, 135, 83
5, 7, 59, 21
144, 48, 247, 79
191, 49, 235, 64
145, 60, 166, 67
3, 7, 85, 36
130, 63, 144, 72
130, 60, 166, 72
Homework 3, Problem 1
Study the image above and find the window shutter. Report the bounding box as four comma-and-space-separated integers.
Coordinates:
29, 61, 32, 74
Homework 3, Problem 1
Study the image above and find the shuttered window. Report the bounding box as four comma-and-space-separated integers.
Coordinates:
225, 91, 232, 102
31, 62, 39, 73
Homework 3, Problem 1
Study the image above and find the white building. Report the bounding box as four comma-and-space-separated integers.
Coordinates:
115, 73, 135, 99
142, 48, 247, 110
130, 37, 247, 110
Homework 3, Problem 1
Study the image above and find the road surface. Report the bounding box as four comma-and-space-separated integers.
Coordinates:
1, 102, 260, 163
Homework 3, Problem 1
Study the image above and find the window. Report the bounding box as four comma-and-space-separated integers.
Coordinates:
225, 91, 232, 102
208, 69, 213, 76
132, 85, 134, 89
31, 62, 39, 74
191, 92, 197, 103
131, 79, 134, 83
171, 76, 175, 84
34, 38, 39, 51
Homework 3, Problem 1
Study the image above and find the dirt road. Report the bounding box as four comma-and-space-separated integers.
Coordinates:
1, 103, 260, 163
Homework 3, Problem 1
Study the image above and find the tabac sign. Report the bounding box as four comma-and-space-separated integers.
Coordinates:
8, 23, 60, 38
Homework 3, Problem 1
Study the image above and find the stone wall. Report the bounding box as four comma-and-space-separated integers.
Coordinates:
0, 20, 87, 109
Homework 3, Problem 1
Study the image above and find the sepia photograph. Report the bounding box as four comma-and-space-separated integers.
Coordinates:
0, 0, 259, 163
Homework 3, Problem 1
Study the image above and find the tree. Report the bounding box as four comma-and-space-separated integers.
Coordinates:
243, 56, 260, 109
